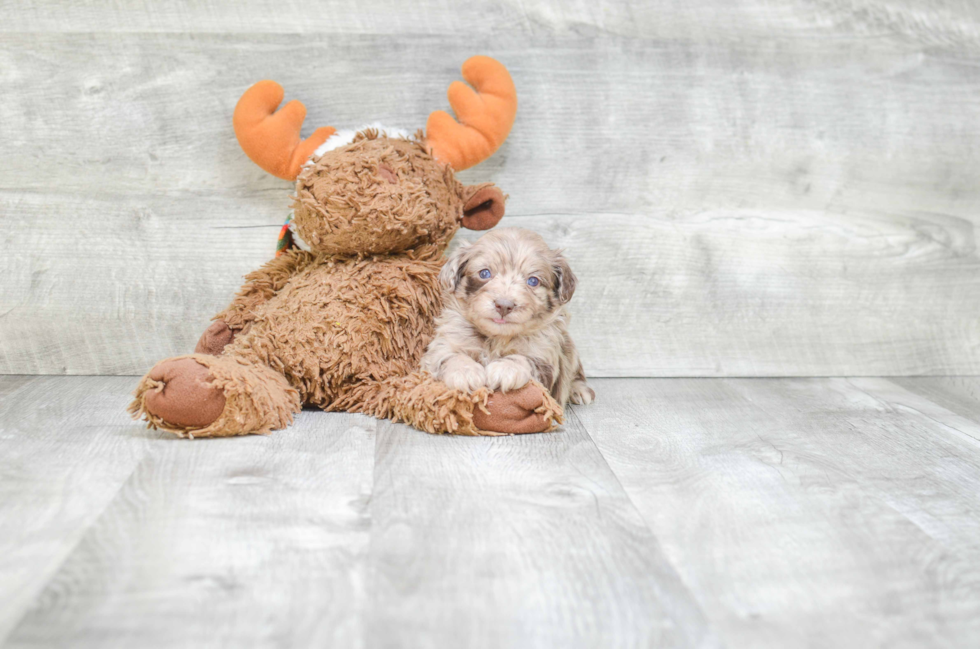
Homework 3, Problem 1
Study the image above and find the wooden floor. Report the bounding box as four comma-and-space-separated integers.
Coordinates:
1, 376, 978, 648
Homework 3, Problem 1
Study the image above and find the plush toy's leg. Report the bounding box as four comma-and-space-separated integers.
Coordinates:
128, 353, 300, 438
472, 384, 565, 434
332, 372, 563, 436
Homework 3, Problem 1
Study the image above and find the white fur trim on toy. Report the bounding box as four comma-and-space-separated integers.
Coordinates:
288, 220, 312, 252
307, 124, 413, 162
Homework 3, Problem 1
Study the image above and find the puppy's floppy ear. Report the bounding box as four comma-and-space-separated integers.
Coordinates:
439, 241, 472, 292
460, 183, 505, 230
552, 249, 577, 304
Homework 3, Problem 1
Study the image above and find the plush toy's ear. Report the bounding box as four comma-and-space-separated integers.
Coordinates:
439, 241, 472, 292
461, 183, 505, 230
552, 249, 577, 304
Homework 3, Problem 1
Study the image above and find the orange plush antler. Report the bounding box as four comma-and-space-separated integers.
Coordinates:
426, 56, 518, 171
233, 81, 336, 181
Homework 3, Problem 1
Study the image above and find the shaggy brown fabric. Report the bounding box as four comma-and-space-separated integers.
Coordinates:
217, 252, 316, 330
292, 133, 463, 257
344, 374, 559, 436
221, 251, 446, 406
130, 131, 562, 438
130, 354, 300, 438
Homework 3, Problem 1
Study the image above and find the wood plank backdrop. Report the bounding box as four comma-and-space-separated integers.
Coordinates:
1, 0, 979, 376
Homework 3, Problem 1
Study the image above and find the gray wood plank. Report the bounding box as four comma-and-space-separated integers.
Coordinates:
2, 0, 979, 51
0, 193, 274, 376
3, 190, 978, 376
892, 377, 980, 426
0, 376, 153, 644
365, 417, 716, 649
4, 33, 980, 218
577, 377, 980, 648
2, 11, 980, 377
5, 376, 980, 647
2, 393, 376, 648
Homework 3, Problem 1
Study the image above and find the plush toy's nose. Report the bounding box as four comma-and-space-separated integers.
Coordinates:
494, 298, 515, 317
378, 163, 398, 184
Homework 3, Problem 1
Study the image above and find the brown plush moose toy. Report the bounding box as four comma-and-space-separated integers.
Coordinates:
129, 56, 562, 438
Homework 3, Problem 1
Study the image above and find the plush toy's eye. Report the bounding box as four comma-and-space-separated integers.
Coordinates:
479, 269, 492, 280
527, 276, 540, 287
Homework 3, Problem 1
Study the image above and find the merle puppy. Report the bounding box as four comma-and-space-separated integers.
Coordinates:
422, 228, 594, 406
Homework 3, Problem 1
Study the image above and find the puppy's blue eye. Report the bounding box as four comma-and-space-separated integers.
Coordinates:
527, 276, 540, 287
479, 269, 491, 280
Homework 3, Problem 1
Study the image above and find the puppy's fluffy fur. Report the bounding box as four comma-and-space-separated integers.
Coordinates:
422, 228, 594, 406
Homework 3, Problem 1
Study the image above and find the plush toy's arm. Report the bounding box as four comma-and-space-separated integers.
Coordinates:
194, 250, 315, 355
332, 372, 562, 436
215, 249, 315, 329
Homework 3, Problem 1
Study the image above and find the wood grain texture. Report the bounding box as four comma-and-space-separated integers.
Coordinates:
2, 4, 980, 376
0, 376, 154, 644
4, 32, 980, 216
578, 377, 980, 648
5, 376, 980, 646
2, 386, 376, 648
892, 377, 980, 426
3, 0, 980, 51
365, 417, 715, 649
0, 375, 716, 648
3, 191, 978, 376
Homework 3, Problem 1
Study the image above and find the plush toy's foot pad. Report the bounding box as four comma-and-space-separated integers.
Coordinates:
194, 320, 237, 355
130, 354, 301, 438
473, 383, 562, 434
142, 358, 226, 428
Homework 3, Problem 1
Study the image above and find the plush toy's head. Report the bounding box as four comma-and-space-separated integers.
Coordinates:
233, 56, 517, 257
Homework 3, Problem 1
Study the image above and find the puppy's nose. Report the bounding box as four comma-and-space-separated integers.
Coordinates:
494, 298, 515, 317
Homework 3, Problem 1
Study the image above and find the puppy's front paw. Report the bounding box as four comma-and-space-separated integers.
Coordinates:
486, 359, 532, 393
442, 362, 487, 393
570, 381, 595, 405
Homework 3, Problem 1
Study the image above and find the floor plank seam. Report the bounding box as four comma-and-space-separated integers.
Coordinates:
564, 406, 722, 644
0, 442, 160, 645
856, 379, 980, 446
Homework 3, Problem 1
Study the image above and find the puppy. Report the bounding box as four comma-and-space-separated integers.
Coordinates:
422, 228, 594, 406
